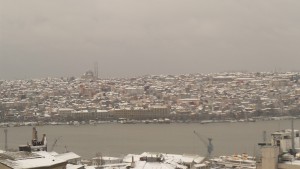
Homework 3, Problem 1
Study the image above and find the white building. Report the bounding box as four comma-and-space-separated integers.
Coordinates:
271, 129, 300, 153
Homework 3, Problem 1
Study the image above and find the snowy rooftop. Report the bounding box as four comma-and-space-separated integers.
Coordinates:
54, 152, 81, 161
122, 152, 205, 167
135, 161, 175, 169
272, 129, 300, 135
281, 160, 300, 166
66, 164, 85, 169
0, 151, 66, 169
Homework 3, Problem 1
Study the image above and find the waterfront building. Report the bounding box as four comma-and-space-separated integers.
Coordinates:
257, 128, 300, 169
61, 109, 112, 121
271, 129, 300, 153
111, 106, 170, 120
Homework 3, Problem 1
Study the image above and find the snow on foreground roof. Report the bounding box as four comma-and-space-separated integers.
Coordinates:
0, 151, 80, 169
282, 160, 300, 166
55, 152, 81, 161
122, 152, 204, 167
135, 161, 175, 169
7, 157, 65, 169
90, 152, 205, 169
123, 152, 204, 163
66, 164, 85, 169
0, 152, 66, 169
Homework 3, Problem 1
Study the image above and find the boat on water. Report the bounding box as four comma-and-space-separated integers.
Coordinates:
89, 120, 97, 125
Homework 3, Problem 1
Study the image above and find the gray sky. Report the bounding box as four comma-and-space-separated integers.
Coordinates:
1, 0, 300, 79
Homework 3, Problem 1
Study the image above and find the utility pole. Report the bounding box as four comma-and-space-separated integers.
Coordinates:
4, 128, 8, 151
291, 118, 295, 155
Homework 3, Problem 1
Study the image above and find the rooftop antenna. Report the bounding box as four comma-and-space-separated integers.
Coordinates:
263, 131, 267, 143
64, 145, 69, 153
50, 136, 62, 151
4, 128, 8, 151
96, 152, 103, 167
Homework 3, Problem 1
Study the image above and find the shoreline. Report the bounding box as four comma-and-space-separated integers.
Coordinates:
1, 116, 299, 128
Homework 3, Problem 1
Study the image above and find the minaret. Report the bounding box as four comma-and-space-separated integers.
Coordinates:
94, 62, 99, 80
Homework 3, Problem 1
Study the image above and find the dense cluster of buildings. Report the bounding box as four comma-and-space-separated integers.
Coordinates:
1, 71, 300, 123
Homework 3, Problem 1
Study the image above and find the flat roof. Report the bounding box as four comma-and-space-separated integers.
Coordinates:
0, 151, 67, 169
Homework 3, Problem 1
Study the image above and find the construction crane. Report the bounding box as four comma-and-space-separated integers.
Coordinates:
50, 136, 62, 151
193, 131, 213, 158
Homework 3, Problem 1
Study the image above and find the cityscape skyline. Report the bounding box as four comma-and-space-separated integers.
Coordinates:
1, 1, 300, 168
1, 0, 300, 79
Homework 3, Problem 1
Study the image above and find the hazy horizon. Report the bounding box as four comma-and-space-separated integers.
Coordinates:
1, 0, 300, 80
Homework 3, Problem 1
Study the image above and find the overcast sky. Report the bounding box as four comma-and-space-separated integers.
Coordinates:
0, 0, 300, 79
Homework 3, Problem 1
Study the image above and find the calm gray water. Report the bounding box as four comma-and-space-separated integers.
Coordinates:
1, 119, 299, 159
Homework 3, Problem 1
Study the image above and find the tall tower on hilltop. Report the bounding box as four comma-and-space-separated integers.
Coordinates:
94, 62, 99, 80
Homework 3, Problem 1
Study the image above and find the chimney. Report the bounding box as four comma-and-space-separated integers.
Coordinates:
42, 134, 47, 145
131, 156, 135, 168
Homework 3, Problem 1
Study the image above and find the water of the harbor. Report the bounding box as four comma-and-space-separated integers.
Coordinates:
1, 119, 300, 159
